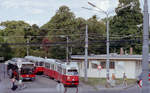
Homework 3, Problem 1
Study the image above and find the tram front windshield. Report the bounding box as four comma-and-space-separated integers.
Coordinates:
67, 69, 78, 75
21, 67, 34, 74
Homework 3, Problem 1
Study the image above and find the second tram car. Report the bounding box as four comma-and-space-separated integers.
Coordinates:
25, 56, 45, 74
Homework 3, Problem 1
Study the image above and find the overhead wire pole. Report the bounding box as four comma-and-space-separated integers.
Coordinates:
26, 36, 31, 56
106, 14, 110, 79
142, 0, 149, 93
66, 36, 69, 63
27, 38, 29, 56
84, 24, 88, 81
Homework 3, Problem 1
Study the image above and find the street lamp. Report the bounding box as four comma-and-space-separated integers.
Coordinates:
86, 1, 111, 80
83, 1, 136, 82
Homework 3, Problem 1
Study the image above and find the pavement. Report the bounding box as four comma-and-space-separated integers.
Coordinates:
79, 79, 138, 91
0, 63, 142, 93
0, 76, 129, 93
96, 83, 137, 90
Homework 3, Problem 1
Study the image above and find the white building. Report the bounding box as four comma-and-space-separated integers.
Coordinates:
71, 54, 150, 79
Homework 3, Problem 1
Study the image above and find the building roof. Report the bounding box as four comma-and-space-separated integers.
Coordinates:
71, 54, 150, 62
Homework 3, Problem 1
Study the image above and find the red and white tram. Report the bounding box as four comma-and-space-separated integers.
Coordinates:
25, 56, 79, 87
6, 58, 36, 81
44, 58, 79, 86
60, 62, 79, 86
25, 56, 45, 74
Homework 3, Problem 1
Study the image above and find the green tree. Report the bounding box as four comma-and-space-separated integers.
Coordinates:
0, 44, 13, 61
87, 15, 106, 54
41, 6, 106, 59
41, 5, 77, 59
110, 0, 143, 54
0, 21, 30, 58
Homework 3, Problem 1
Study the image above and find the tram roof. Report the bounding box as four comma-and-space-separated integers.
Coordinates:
8, 61, 34, 65
25, 56, 45, 62
61, 62, 78, 70
45, 58, 57, 64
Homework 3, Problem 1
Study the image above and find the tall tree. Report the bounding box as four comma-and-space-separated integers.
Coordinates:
41, 6, 77, 59
87, 15, 106, 54
0, 21, 30, 57
110, 0, 143, 54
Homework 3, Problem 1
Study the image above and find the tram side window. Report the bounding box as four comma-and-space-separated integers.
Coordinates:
36, 62, 38, 66
63, 69, 66, 75
39, 62, 44, 66
51, 64, 54, 70
58, 66, 62, 73
54, 65, 57, 71
45, 63, 50, 68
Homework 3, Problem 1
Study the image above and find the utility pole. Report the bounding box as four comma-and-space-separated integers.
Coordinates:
84, 24, 88, 81
66, 36, 69, 62
106, 15, 110, 79
142, 0, 149, 93
27, 38, 29, 56
27, 36, 30, 56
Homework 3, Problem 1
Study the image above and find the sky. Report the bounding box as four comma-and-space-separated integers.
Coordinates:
0, 0, 149, 27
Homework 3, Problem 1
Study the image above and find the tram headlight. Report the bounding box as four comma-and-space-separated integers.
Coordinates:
67, 76, 70, 80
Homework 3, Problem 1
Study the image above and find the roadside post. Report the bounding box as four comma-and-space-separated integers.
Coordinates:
97, 64, 102, 79
56, 83, 64, 93
142, 0, 149, 93
17, 60, 22, 81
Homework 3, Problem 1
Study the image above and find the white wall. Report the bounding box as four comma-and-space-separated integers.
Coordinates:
78, 60, 138, 79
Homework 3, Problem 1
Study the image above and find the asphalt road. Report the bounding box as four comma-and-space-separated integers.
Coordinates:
0, 63, 143, 93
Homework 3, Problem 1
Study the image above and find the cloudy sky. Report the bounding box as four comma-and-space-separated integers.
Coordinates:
0, 0, 149, 26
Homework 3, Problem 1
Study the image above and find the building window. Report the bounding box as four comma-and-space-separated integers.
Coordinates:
100, 62, 115, 69
91, 63, 98, 69
110, 62, 115, 69
101, 62, 106, 68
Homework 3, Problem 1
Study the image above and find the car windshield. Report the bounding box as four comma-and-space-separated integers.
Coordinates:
67, 69, 78, 75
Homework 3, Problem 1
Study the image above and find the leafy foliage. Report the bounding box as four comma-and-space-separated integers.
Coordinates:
0, 3, 145, 60
110, 0, 143, 54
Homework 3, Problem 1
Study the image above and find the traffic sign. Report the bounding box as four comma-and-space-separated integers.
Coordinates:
97, 65, 102, 70
138, 80, 142, 88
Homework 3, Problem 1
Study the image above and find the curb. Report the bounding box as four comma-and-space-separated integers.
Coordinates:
94, 84, 137, 91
